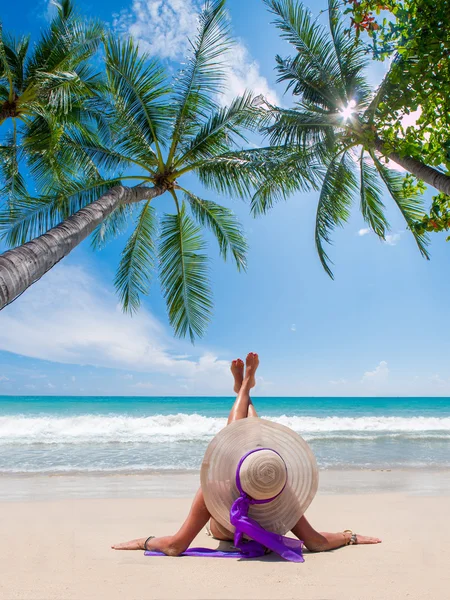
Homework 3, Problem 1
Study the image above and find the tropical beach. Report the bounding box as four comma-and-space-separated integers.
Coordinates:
1, 394, 450, 599
1, 0, 450, 598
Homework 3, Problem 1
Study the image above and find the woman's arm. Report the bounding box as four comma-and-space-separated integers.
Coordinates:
291, 516, 382, 552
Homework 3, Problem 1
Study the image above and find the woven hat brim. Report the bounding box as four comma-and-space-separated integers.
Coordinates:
200, 418, 319, 536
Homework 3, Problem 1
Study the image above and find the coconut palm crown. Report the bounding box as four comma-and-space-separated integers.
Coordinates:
0, 0, 104, 207
258, 0, 430, 277
0, 0, 296, 342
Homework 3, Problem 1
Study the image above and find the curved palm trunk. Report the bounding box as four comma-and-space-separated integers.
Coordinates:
374, 139, 450, 195
0, 184, 166, 310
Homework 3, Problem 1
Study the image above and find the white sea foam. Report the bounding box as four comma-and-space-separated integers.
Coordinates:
1, 413, 449, 445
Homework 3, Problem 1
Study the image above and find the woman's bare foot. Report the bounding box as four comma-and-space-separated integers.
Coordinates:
111, 535, 186, 556
231, 358, 244, 393
244, 352, 259, 388
354, 534, 382, 544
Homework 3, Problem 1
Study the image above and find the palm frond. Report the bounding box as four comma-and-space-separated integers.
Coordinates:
195, 151, 267, 199
168, 0, 231, 162
251, 145, 324, 215
274, 55, 339, 110
26, 2, 103, 82
34, 62, 104, 114
0, 32, 29, 95
371, 152, 430, 258
327, 0, 371, 104
91, 203, 134, 250
359, 149, 388, 238
115, 201, 157, 312
0, 176, 125, 246
0, 194, 62, 247
195, 145, 314, 200
0, 134, 28, 205
104, 35, 172, 162
315, 151, 357, 277
183, 188, 247, 270
267, 105, 339, 147
265, 0, 343, 109
177, 91, 261, 166
158, 203, 212, 342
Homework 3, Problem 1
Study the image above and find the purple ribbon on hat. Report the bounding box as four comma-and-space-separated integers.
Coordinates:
145, 447, 304, 562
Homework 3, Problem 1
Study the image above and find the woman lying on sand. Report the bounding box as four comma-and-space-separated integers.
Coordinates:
112, 353, 381, 560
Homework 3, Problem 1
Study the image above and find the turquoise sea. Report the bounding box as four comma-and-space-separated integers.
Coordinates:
1, 396, 449, 473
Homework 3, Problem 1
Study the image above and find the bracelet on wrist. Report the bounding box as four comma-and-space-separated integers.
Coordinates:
343, 529, 358, 545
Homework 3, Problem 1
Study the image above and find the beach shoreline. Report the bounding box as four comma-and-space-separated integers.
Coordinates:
1, 467, 450, 502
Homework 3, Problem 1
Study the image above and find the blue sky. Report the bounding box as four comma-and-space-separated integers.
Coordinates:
1, 0, 450, 397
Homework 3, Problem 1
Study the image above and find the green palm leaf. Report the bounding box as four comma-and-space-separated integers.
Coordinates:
0, 22, 14, 102
159, 203, 212, 342
371, 152, 430, 258
91, 203, 134, 250
265, 0, 343, 109
359, 150, 388, 238
115, 201, 157, 312
177, 92, 260, 166
327, 0, 371, 103
251, 145, 324, 215
168, 0, 231, 163
0, 194, 62, 247
315, 151, 357, 278
267, 106, 339, 147
183, 188, 247, 270
0, 134, 28, 204
196, 145, 319, 200
26, 2, 103, 82
104, 35, 172, 160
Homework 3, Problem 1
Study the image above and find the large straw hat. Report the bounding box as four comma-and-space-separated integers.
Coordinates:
201, 418, 319, 536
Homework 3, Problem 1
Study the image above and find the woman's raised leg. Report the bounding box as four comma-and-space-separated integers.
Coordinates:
209, 353, 259, 540
227, 353, 259, 424
231, 357, 259, 418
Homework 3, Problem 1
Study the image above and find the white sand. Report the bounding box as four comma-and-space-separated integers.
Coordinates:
1, 477, 449, 599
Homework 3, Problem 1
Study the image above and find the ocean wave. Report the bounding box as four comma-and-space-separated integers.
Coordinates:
1, 413, 450, 445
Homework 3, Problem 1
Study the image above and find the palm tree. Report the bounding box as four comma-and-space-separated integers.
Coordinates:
257, 0, 450, 277
0, 0, 104, 206
0, 0, 289, 341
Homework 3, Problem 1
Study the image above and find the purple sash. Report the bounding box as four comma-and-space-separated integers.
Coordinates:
145, 448, 304, 562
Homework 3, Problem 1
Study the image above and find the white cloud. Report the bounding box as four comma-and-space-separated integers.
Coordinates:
47, 382, 56, 389
132, 381, 154, 389
220, 42, 279, 107
24, 384, 37, 390
330, 378, 348, 385
0, 264, 231, 394
385, 232, 402, 246
0, 375, 9, 382
290, 324, 296, 332
113, 0, 279, 107
358, 228, 371, 237
45, 0, 57, 20
71, 376, 76, 382
362, 360, 389, 384
113, 0, 202, 61
430, 374, 447, 387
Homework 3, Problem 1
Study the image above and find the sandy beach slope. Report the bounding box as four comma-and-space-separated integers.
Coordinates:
1, 482, 449, 600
